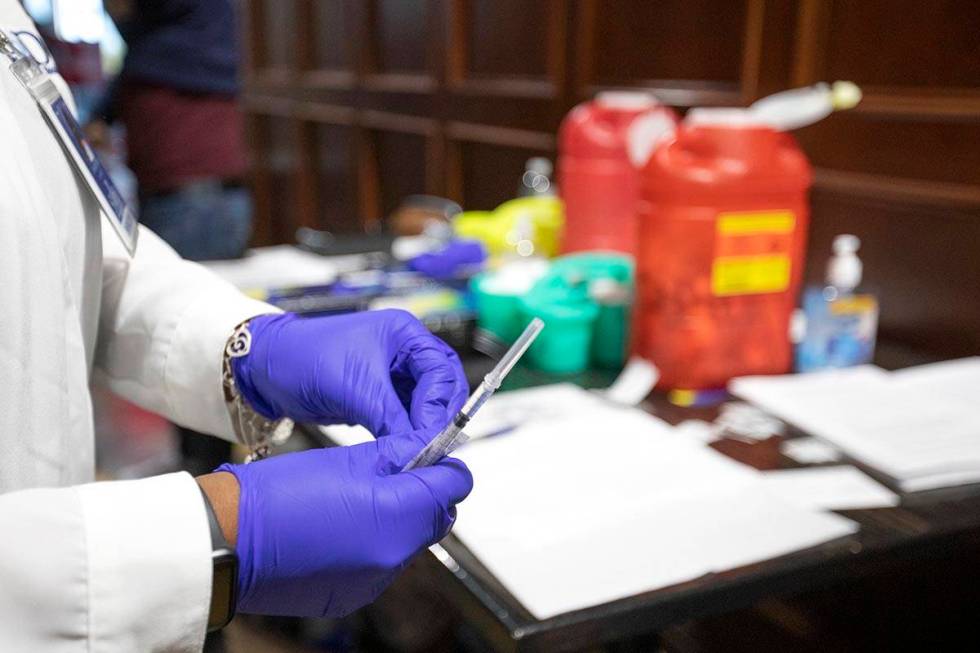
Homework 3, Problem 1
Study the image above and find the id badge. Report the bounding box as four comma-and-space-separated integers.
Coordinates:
1, 30, 138, 255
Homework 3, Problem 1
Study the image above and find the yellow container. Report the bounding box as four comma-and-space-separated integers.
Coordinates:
454, 197, 564, 258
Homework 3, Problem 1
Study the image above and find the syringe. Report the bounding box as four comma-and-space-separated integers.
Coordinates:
403, 317, 545, 471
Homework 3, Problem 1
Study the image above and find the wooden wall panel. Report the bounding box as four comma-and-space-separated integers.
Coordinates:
797, 117, 980, 184
262, 115, 300, 244
370, 0, 431, 73
241, 0, 980, 360
373, 130, 429, 218
310, 0, 350, 70
590, 1, 747, 85
259, 0, 295, 71
312, 123, 358, 233
463, 1, 551, 79
823, 0, 980, 89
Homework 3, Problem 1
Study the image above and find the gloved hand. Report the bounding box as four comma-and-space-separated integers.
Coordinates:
408, 239, 487, 280
233, 309, 468, 436
217, 433, 473, 618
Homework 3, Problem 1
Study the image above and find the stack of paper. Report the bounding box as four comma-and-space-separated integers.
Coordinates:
443, 385, 856, 619
731, 358, 980, 492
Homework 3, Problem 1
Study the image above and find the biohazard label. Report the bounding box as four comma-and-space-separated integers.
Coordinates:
712, 210, 796, 296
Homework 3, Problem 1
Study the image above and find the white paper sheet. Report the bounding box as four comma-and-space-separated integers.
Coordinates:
781, 437, 842, 464
673, 419, 719, 443
731, 361, 980, 492
203, 245, 348, 291
459, 383, 607, 440
449, 390, 857, 619
458, 485, 854, 619
759, 467, 899, 511
320, 423, 373, 447
890, 357, 980, 406
603, 357, 659, 406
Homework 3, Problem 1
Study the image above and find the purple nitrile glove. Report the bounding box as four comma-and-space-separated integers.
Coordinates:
216, 432, 473, 618
407, 239, 487, 280
233, 309, 468, 437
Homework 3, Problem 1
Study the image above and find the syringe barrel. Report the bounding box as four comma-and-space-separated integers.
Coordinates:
403, 421, 464, 470
460, 380, 494, 418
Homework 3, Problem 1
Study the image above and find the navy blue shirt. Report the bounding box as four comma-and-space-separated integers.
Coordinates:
117, 0, 240, 95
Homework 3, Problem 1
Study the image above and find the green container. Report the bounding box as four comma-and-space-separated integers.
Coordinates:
520, 290, 598, 375
543, 252, 634, 370
471, 273, 525, 344
589, 278, 632, 369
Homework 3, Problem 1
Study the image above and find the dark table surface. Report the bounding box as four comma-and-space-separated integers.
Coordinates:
304, 349, 980, 653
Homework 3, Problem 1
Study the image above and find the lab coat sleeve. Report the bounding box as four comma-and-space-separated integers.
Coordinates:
0, 472, 212, 652
95, 223, 279, 439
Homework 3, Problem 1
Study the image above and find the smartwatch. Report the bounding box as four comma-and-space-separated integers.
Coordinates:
198, 486, 238, 632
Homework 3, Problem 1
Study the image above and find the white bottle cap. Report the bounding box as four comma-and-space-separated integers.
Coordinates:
626, 111, 677, 167
826, 234, 863, 291
595, 90, 659, 110
525, 157, 553, 177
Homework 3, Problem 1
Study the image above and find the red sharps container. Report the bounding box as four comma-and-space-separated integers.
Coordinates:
559, 92, 677, 257
633, 109, 812, 389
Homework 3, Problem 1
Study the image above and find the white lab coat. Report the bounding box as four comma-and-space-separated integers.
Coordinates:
0, 3, 275, 650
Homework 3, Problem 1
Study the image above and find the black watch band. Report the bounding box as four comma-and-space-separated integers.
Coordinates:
198, 485, 238, 632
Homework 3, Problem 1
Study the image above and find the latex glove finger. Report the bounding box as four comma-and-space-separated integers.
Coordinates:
376, 428, 440, 469
364, 378, 414, 437
399, 341, 468, 432
401, 458, 474, 538
402, 456, 474, 506
377, 434, 472, 540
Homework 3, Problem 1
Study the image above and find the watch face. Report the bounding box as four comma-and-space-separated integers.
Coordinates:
208, 549, 238, 632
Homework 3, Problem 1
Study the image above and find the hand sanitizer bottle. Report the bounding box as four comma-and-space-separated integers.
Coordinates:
796, 235, 879, 372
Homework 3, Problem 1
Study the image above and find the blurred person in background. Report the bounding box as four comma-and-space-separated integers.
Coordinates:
87, 0, 252, 476
88, 0, 249, 260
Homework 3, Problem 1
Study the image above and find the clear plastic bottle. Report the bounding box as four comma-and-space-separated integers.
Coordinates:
796, 235, 880, 372
518, 157, 555, 197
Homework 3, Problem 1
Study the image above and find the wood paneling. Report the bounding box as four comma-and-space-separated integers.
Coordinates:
310, 0, 349, 71
797, 116, 980, 184
311, 122, 357, 233
589, 1, 747, 86
373, 130, 429, 218
370, 0, 431, 73
259, 0, 294, 71
823, 0, 980, 89
462, 1, 552, 79
241, 0, 980, 359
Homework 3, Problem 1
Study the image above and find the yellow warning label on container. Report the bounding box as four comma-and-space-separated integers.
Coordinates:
829, 295, 878, 316
717, 211, 796, 236
711, 254, 792, 296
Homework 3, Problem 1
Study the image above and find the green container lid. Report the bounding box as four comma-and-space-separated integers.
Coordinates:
550, 252, 634, 284
471, 273, 526, 344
